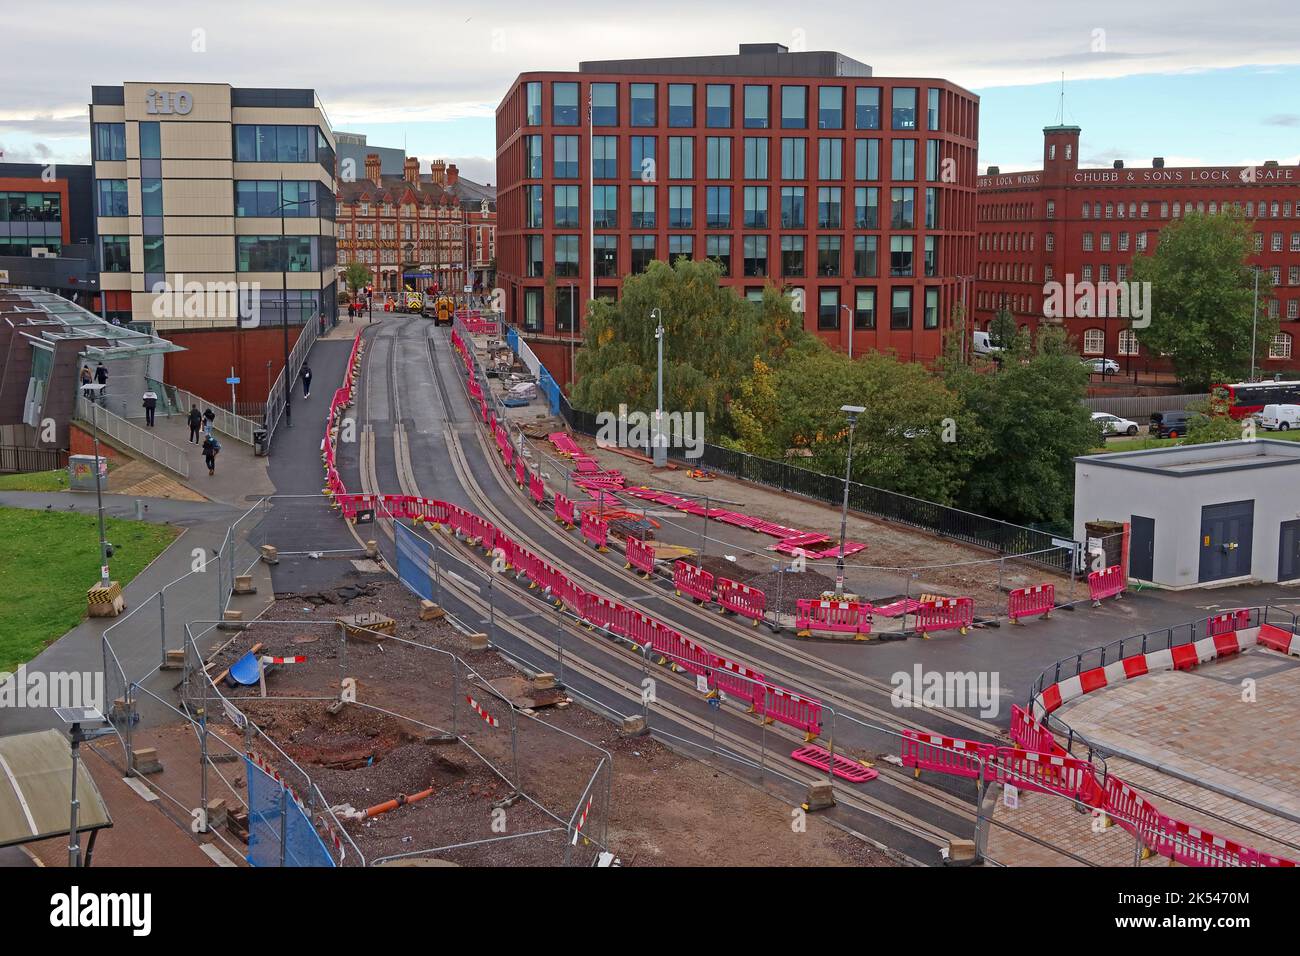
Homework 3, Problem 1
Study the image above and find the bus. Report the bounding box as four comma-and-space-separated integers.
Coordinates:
1212, 380, 1300, 419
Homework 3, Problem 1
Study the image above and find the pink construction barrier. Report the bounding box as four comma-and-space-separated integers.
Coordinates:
673, 561, 715, 603
551, 574, 584, 613
900, 730, 996, 780
708, 657, 766, 712
1088, 565, 1125, 604
625, 609, 657, 650
549, 432, 582, 457
812, 541, 866, 559
1008, 584, 1054, 623
528, 473, 545, 506
580, 510, 608, 551
554, 493, 575, 528
514, 456, 527, 487
716, 578, 766, 624
993, 747, 1102, 806
760, 687, 822, 741
1207, 609, 1250, 636
503, 443, 514, 468
581, 593, 625, 635
914, 597, 973, 637
1008, 704, 1064, 756
625, 535, 656, 576
795, 599, 872, 638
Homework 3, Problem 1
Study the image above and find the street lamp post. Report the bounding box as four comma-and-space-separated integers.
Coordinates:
275, 176, 313, 429
836, 405, 865, 597
840, 304, 854, 359
82, 382, 111, 587
1250, 266, 1261, 381
651, 307, 666, 467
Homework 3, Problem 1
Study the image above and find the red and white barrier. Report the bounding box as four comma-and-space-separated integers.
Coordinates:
528, 473, 545, 506
261, 655, 307, 665
914, 596, 973, 638
708, 658, 766, 712
554, 493, 575, 528
1088, 564, 1125, 605
760, 687, 822, 742
1008, 584, 1054, 624
466, 695, 500, 728
1258, 622, 1300, 656
580, 510, 608, 551
624, 535, 656, 576
900, 730, 995, 780
514, 456, 527, 488
673, 561, 715, 603
794, 599, 872, 639
716, 578, 766, 625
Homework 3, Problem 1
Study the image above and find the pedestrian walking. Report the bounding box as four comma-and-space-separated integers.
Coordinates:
187, 404, 202, 443
348, 302, 356, 319
301, 363, 312, 398
93, 361, 108, 404
80, 364, 94, 400
203, 407, 216, 437
202, 434, 221, 476
142, 390, 157, 427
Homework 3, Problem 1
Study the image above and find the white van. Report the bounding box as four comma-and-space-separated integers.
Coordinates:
973, 330, 1004, 355
1258, 404, 1300, 431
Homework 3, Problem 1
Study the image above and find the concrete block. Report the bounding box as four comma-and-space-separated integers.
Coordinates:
160, 649, 185, 671
803, 780, 835, 811
218, 609, 245, 631
620, 715, 647, 736
947, 838, 978, 864
260, 544, 279, 565
467, 632, 490, 651
532, 672, 556, 690
205, 799, 228, 830
365, 540, 378, 559
132, 747, 163, 775
233, 575, 256, 595
419, 600, 445, 621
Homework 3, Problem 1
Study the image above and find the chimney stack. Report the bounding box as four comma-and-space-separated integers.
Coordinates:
446, 163, 459, 186
1153, 157, 1164, 168
403, 156, 419, 184
986, 165, 1000, 175
430, 159, 446, 186
1113, 159, 1124, 169
365, 153, 382, 186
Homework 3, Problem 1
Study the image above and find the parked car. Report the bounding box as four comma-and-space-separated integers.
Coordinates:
1149, 409, 1205, 439
1082, 357, 1121, 374
1257, 403, 1300, 431
1091, 411, 1140, 437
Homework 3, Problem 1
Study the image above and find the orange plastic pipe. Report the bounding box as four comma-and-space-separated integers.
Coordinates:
362, 787, 435, 818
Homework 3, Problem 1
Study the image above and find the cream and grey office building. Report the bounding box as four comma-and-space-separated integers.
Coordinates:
89, 83, 338, 330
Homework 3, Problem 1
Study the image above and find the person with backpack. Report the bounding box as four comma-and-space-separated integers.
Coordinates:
301, 364, 312, 398
80, 365, 94, 401
203, 407, 216, 437
202, 434, 221, 476
142, 390, 158, 427
187, 405, 202, 443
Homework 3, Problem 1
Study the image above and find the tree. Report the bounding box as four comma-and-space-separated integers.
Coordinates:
1183, 395, 1246, 445
988, 307, 1019, 351
342, 262, 372, 297
1131, 212, 1277, 389
571, 258, 808, 438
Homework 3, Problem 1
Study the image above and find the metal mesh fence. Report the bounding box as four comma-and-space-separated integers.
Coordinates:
246, 756, 337, 868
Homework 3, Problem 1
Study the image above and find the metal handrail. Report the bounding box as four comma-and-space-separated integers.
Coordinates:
163, 383, 260, 445
262, 316, 320, 451
75, 395, 190, 478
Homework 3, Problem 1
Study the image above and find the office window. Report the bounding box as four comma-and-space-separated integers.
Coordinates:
525, 235, 544, 277
554, 235, 580, 277
592, 136, 617, 178
553, 82, 579, 125
141, 177, 163, 217
668, 137, 694, 179
1082, 232, 1094, 251
817, 187, 842, 228
817, 288, 840, 329
818, 139, 843, 179
593, 185, 618, 228
781, 186, 806, 228
854, 288, 876, 328
817, 236, 841, 277
818, 87, 844, 129
235, 180, 314, 217
97, 179, 129, 217
233, 125, 311, 162
553, 185, 579, 227
525, 82, 543, 126
927, 88, 940, 130
631, 185, 656, 227
526, 185, 543, 227
668, 234, 693, 260
554, 135, 579, 178
890, 287, 913, 329
139, 121, 161, 159
631, 136, 656, 180
890, 235, 914, 276
781, 235, 805, 276
525, 135, 543, 177
631, 83, 656, 126
891, 139, 916, 180
706, 84, 733, 127
706, 186, 732, 227
93, 122, 126, 161
591, 83, 618, 125
100, 235, 131, 272
855, 139, 880, 180
743, 235, 768, 276
668, 84, 694, 127
521, 288, 543, 331
890, 187, 915, 229
630, 235, 656, 273
706, 137, 731, 178
706, 234, 731, 274
668, 186, 693, 227
1101, 232, 1111, 251
594, 235, 618, 277
924, 287, 939, 328
781, 85, 807, 128
743, 85, 770, 128
1046, 199, 1056, 219
555, 286, 580, 332
781, 138, 806, 179
1082, 329, 1105, 355
855, 187, 878, 229
924, 236, 937, 277
892, 88, 917, 130
743, 186, 769, 228
925, 187, 938, 229
926, 140, 940, 181
744, 137, 769, 179
854, 87, 881, 129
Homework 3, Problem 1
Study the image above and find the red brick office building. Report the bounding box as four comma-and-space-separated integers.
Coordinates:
976, 125, 1300, 372
495, 43, 979, 384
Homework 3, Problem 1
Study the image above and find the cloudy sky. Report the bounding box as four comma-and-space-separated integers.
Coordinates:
2, 0, 1299, 181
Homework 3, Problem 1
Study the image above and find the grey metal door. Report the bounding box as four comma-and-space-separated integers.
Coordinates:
1280, 519, 1300, 582
1198, 500, 1254, 583
1130, 515, 1155, 581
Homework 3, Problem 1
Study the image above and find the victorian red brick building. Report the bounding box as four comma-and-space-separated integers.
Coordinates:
976, 125, 1300, 371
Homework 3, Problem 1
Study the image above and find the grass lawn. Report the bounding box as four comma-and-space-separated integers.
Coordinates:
0, 469, 70, 492
0, 506, 180, 671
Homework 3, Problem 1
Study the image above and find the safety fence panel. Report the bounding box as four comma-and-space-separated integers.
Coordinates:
246, 757, 336, 868
794, 599, 872, 637
900, 730, 994, 780
625, 535, 656, 575
760, 687, 822, 741
914, 597, 974, 637
580, 510, 608, 551
1088, 565, 1125, 603
716, 579, 766, 624
554, 493, 576, 528
1008, 584, 1055, 623
673, 561, 715, 603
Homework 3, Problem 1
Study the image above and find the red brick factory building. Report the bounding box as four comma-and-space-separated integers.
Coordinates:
976, 124, 1300, 372
495, 43, 979, 384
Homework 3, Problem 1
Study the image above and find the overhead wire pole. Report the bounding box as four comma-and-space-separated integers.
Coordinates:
652, 307, 666, 467
835, 405, 865, 597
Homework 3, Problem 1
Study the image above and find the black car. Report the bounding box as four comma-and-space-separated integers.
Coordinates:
1149, 409, 1202, 439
